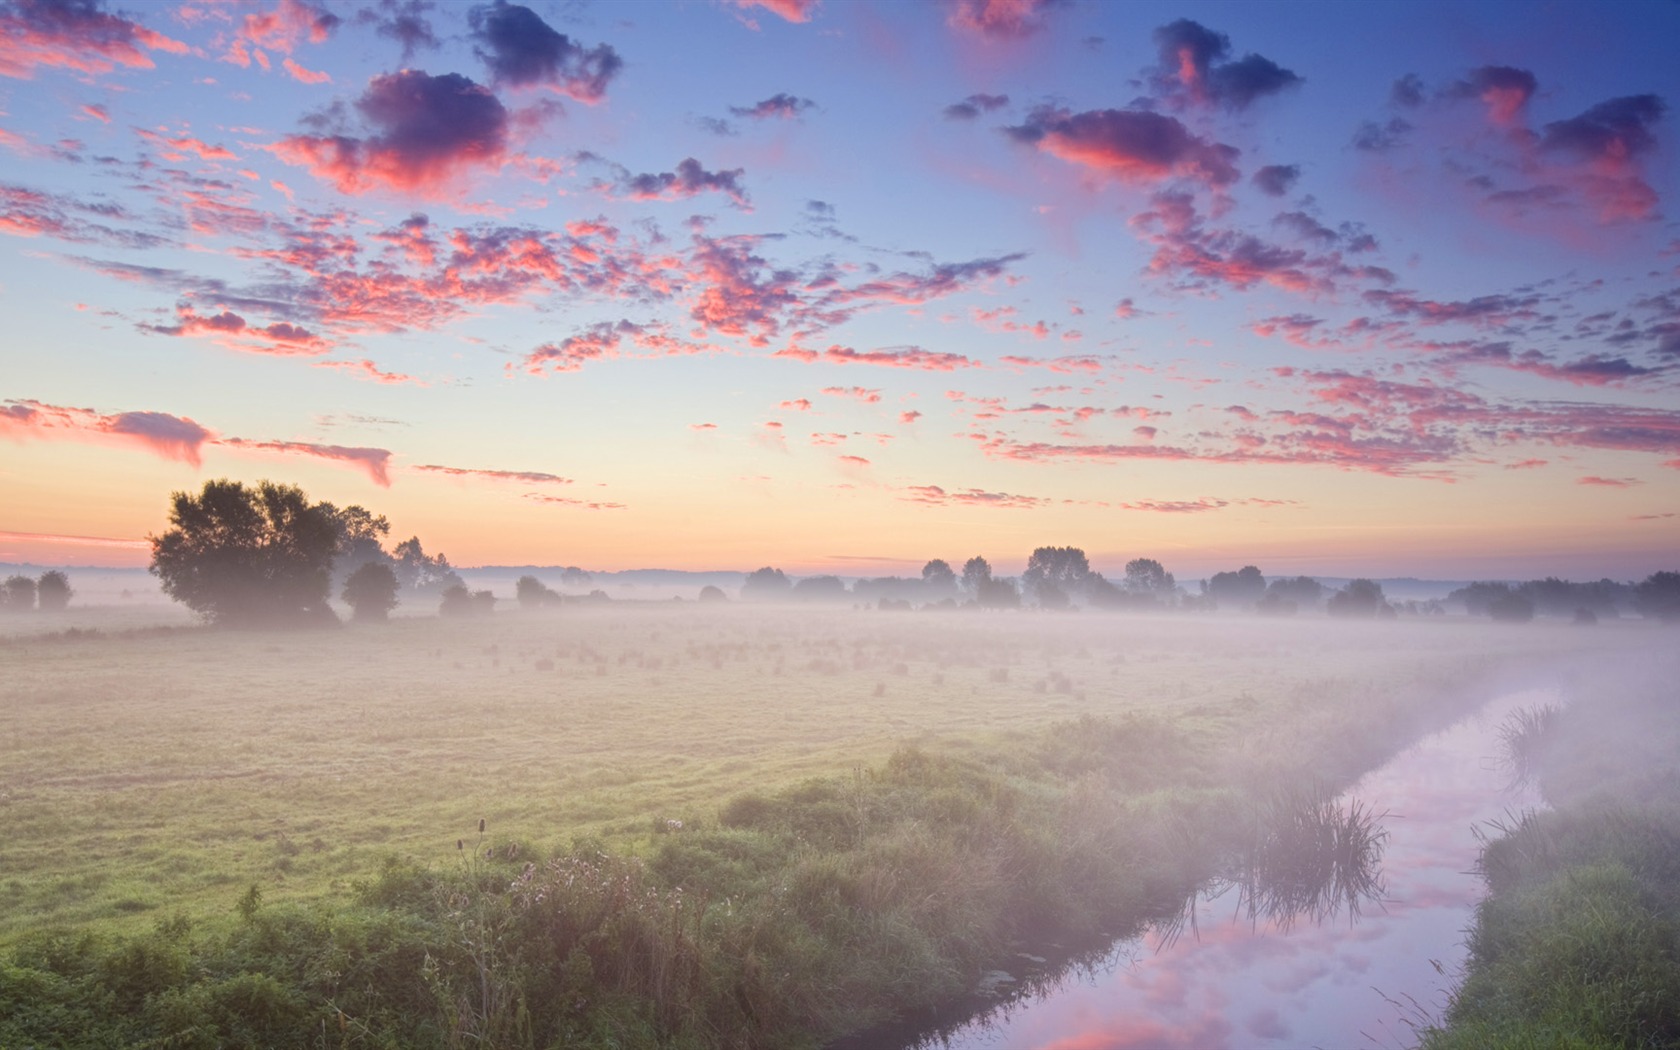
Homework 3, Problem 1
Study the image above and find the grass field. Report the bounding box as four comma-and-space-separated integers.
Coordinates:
2, 601, 1655, 949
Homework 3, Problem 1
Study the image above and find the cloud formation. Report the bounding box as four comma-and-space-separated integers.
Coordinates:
1149, 19, 1301, 111
0, 0, 187, 79
1, 397, 211, 464
947, 0, 1064, 40
274, 70, 509, 198
1006, 107, 1240, 187
468, 0, 620, 101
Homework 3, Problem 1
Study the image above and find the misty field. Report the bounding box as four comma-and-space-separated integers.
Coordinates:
2, 603, 1653, 948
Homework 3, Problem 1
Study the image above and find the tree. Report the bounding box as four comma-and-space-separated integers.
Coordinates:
698, 584, 728, 603
322, 503, 392, 591
961, 556, 993, 594
392, 537, 462, 599
740, 566, 792, 601
921, 559, 958, 600
36, 570, 72, 612
1635, 571, 1680, 622
1206, 566, 1266, 609
2, 574, 36, 612
1023, 546, 1091, 607
1327, 578, 1386, 619
516, 575, 557, 609
560, 566, 593, 589
149, 479, 339, 627
342, 562, 399, 622
1260, 576, 1322, 615
1124, 558, 1176, 603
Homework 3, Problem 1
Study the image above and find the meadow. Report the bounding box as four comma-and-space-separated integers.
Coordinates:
0, 600, 1666, 1046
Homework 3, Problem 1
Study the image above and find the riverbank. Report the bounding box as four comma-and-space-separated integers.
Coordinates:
1421, 645, 1680, 1049
0, 610, 1661, 1047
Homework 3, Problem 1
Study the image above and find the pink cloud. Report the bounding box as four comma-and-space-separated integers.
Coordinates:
734, 0, 818, 24
779, 397, 812, 411
1577, 475, 1641, 488
1006, 106, 1239, 187
311, 358, 425, 386
775, 343, 978, 371
136, 128, 239, 162
837, 454, 871, 467
899, 410, 922, 424
1, 397, 212, 465
273, 70, 508, 199
524, 493, 626, 510
821, 385, 882, 403
414, 464, 571, 484
947, 0, 1061, 40
900, 483, 1047, 509
144, 304, 330, 355
0, 0, 188, 79
282, 56, 330, 85
217, 438, 391, 486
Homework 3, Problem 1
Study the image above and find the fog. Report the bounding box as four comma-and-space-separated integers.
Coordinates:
2, 581, 1674, 1048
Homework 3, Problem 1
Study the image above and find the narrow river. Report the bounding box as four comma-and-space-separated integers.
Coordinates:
892, 688, 1552, 1050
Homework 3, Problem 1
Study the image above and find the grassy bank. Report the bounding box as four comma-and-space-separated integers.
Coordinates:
1421, 646, 1680, 1049
0, 606, 1660, 1046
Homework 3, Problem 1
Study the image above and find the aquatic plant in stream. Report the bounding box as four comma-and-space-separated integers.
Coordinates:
1160, 784, 1390, 945
1496, 702, 1562, 789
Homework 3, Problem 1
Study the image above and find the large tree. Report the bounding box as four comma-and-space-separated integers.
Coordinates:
150, 480, 341, 626
1635, 571, 1680, 622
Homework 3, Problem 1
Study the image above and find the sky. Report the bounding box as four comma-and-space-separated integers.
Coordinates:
1, 0, 1677, 581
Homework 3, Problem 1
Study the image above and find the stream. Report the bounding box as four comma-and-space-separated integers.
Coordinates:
880, 688, 1553, 1050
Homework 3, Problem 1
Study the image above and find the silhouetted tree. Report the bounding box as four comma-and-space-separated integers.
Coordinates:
36, 570, 72, 612
698, 584, 727, 603
1260, 576, 1323, 615
516, 575, 558, 608
1635, 571, 1680, 622
149, 479, 339, 627
921, 559, 958, 600
961, 556, 993, 594
740, 566, 792, 600
342, 562, 399, 621
1207, 565, 1266, 609
1124, 557, 1176, 604
1327, 578, 1385, 618
1024, 546, 1091, 607
322, 503, 392, 590
472, 589, 496, 614
2, 574, 36, 612
392, 537, 462, 599
560, 566, 592, 588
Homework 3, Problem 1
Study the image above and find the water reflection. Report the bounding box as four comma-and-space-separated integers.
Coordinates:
876, 688, 1553, 1050
1162, 787, 1389, 949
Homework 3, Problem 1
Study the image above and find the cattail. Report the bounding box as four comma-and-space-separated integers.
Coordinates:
457, 839, 464, 850
478, 818, 486, 834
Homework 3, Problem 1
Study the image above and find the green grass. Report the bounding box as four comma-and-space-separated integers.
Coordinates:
1422, 647, 1680, 1050
0, 603, 1665, 1046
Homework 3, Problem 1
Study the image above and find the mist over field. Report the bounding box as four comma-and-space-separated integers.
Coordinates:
4, 545, 1678, 1047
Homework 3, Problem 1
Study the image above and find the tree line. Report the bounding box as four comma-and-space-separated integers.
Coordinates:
135, 480, 1680, 626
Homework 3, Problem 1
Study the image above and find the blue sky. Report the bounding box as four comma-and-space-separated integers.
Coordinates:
2, 0, 1677, 579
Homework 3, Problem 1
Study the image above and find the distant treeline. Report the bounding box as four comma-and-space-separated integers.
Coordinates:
118, 478, 1680, 627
